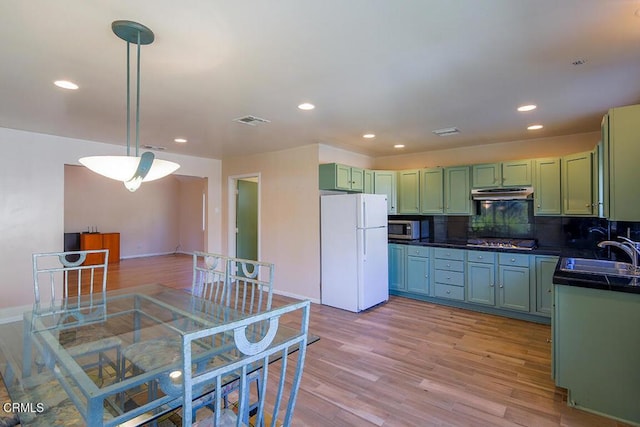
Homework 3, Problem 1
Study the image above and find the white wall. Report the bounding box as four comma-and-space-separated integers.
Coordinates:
222, 145, 321, 302
374, 132, 600, 169
65, 165, 183, 258
319, 144, 375, 168
177, 177, 207, 254
0, 127, 222, 312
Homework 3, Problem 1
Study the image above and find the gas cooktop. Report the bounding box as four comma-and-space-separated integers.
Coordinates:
466, 238, 537, 251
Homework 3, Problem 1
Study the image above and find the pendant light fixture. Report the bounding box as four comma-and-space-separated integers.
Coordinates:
80, 20, 179, 192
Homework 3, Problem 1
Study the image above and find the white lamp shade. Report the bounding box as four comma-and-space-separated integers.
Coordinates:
79, 156, 180, 182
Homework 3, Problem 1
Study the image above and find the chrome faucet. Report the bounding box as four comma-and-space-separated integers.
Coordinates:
597, 239, 640, 269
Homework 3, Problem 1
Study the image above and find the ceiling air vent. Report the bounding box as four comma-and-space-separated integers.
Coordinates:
233, 115, 271, 126
142, 145, 166, 151
432, 127, 461, 136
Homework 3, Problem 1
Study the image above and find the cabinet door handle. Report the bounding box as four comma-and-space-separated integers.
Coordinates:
446, 290, 451, 294
446, 263, 451, 268
537, 204, 541, 208
425, 274, 428, 278
510, 258, 516, 263
547, 289, 552, 293
489, 283, 494, 287
478, 256, 483, 260
585, 204, 591, 207
499, 284, 504, 288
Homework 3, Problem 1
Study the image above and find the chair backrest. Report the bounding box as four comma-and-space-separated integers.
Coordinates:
32, 250, 109, 325
192, 253, 274, 315
192, 252, 230, 301
227, 257, 274, 315
181, 299, 311, 427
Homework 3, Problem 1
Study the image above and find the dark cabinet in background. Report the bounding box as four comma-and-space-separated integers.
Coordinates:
79, 232, 120, 264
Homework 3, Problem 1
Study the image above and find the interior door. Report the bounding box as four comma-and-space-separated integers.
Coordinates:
236, 179, 258, 261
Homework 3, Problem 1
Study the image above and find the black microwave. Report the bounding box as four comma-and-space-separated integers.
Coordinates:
388, 220, 429, 240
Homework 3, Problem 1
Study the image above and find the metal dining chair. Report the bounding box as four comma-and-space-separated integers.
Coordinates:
120, 254, 275, 418
182, 299, 311, 427
226, 257, 274, 316
30, 250, 121, 381
119, 251, 232, 392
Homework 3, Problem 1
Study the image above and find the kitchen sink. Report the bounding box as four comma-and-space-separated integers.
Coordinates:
559, 257, 640, 278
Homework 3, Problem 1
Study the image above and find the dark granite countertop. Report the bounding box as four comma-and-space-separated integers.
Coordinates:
387, 238, 566, 256
552, 261, 640, 295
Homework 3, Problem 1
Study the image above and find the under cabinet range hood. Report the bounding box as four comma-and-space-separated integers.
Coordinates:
471, 186, 534, 200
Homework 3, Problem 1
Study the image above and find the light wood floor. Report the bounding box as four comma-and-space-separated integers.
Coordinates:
109, 254, 630, 427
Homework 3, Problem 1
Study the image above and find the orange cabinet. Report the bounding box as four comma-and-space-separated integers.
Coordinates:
80, 232, 120, 265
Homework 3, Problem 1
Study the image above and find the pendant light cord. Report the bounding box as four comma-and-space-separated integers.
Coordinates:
125, 30, 142, 157
126, 41, 130, 156
135, 29, 141, 157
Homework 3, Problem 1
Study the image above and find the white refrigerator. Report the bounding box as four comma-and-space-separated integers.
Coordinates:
321, 193, 389, 312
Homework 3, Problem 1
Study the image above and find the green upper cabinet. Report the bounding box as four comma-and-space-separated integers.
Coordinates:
472, 163, 501, 188
534, 158, 562, 216
374, 171, 397, 214
319, 163, 364, 192
603, 104, 640, 221
562, 151, 594, 216
502, 160, 533, 186
444, 166, 473, 215
398, 169, 421, 214
364, 170, 374, 194
472, 160, 532, 188
420, 167, 444, 214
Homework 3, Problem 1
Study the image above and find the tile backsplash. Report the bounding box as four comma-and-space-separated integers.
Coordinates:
392, 202, 640, 257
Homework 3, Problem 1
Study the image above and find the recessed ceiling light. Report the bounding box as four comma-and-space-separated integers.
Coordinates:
394, 144, 405, 149
517, 104, 537, 112
363, 134, 375, 139
174, 138, 187, 143
54, 80, 79, 90
527, 124, 544, 130
298, 103, 315, 110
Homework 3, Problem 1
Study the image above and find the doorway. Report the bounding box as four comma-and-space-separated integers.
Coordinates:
229, 174, 260, 261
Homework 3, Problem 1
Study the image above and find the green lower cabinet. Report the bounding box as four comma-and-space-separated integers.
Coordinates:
407, 255, 430, 294
466, 262, 496, 305
466, 251, 530, 313
554, 285, 640, 425
498, 265, 530, 312
534, 256, 558, 316
388, 244, 406, 291
391, 246, 547, 323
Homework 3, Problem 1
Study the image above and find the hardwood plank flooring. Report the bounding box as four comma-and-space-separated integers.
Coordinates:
107, 254, 631, 427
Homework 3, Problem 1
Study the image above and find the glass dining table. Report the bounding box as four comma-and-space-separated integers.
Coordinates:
0, 284, 313, 426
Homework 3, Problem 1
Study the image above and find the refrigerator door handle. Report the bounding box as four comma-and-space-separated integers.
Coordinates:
362, 199, 367, 229
363, 231, 367, 259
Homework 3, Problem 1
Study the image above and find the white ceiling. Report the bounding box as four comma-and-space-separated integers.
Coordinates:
1, 0, 640, 160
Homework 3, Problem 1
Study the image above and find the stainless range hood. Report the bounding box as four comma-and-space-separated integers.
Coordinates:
471, 186, 534, 200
